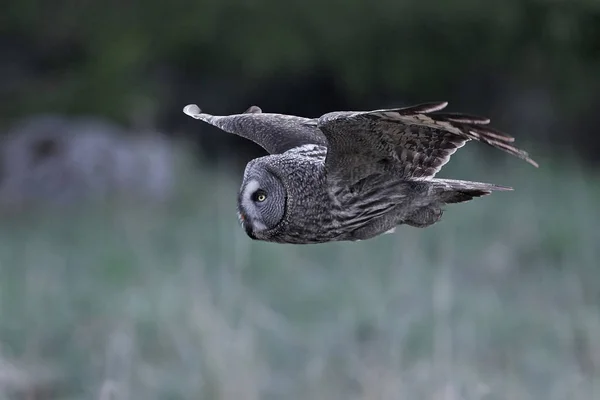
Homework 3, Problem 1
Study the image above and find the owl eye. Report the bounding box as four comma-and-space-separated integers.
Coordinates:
253, 190, 267, 202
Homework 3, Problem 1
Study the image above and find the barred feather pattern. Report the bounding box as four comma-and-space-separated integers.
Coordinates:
240, 145, 341, 244
247, 145, 411, 244
318, 101, 538, 186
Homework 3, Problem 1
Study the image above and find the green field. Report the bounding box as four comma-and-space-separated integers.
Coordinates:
0, 146, 598, 399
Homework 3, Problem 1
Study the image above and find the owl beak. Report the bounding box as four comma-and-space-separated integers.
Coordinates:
237, 210, 257, 239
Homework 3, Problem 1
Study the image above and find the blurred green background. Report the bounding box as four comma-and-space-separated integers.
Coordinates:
1, 0, 599, 399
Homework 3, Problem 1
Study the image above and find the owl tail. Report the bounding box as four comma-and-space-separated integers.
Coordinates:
432, 178, 513, 204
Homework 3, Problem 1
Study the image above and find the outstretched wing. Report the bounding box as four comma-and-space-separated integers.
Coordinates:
183, 104, 327, 154
317, 101, 538, 185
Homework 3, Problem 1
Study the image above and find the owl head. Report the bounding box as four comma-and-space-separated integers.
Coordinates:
237, 157, 288, 240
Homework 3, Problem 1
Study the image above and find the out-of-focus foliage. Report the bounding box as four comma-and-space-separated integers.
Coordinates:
2, 0, 600, 162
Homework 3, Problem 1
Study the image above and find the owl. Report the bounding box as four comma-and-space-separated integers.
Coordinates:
184, 101, 537, 244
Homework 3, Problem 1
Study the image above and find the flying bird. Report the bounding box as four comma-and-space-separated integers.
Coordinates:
184, 101, 537, 244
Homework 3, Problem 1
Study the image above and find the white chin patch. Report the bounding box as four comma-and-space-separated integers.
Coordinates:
384, 228, 396, 235
241, 179, 267, 232
252, 219, 267, 232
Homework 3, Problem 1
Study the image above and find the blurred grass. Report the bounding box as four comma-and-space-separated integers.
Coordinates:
0, 144, 599, 400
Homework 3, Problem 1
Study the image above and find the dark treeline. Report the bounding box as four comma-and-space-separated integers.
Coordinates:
2, 0, 599, 166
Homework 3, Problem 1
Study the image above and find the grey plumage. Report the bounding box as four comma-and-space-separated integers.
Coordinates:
184, 101, 538, 244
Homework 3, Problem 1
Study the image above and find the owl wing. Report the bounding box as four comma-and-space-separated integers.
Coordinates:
183, 104, 327, 154
317, 101, 538, 185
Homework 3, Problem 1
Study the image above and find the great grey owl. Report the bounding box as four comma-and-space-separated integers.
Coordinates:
184, 101, 537, 244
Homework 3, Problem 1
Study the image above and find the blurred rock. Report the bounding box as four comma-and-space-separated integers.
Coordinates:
0, 114, 176, 207
0, 357, 66, 399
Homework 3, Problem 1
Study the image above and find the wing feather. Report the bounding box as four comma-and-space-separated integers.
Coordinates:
317, 102, 538, 185
183, 104, 326, 154
390, 101, 449, 115
430, 112, 491, 125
